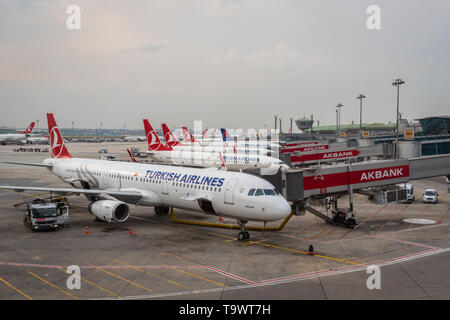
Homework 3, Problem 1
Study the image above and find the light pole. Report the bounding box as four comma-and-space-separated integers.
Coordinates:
336, 103, 343, 138
392, 78, 405, 158
356, 94, 366, 138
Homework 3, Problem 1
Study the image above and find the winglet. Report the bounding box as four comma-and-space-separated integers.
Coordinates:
127, 149, 137, 162
47, 113, 72, 158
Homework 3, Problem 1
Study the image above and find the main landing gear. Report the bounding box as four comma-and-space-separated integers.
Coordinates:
237, 220, 250, 241
154, 206, 170, 216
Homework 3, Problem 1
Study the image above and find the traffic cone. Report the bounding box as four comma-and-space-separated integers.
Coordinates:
308, 244, 314, 256
218, 216, 223, 222
84, 226, 89, 235
129, 227, 133, 235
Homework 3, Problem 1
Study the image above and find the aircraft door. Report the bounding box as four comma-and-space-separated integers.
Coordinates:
224, 178, 239, 205
162, 180, 169, 195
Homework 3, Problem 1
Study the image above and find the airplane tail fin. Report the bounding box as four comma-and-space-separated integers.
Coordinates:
143, 119, 172, 151
162, 123, 183, 147
127, 149, 137, 162
182, 127, 196, 143
23, 122, 35, 135
47, 113, 72, 158
220, 128, 231, 142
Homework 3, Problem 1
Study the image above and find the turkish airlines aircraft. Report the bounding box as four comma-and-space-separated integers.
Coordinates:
144, 120, 288, 172
0, 122, 35, 144
0, 114, 291, 240
162, 123, 269, 155
181, 126, 280, 151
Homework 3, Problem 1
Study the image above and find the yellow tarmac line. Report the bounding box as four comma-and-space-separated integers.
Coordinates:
250, 242, 364, 266
89, 264, 154, 294
148, 257, 226, 288
113, 259, 190, 290
240, 239, 268, 246
0, 276, 33, 300
27, 271, 80, 300
57, 267, 120, 299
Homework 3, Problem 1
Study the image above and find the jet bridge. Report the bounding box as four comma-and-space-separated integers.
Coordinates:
246, 154, 450, 227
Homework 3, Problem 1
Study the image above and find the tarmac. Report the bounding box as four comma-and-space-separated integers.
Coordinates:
0, 142, 449, 300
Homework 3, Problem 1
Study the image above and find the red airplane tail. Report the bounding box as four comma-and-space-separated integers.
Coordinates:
127, 149, 137, 162
162, 123, 184, 147
182, 127, 196, 143
143, 119, 172, 151
46, 113, 72, 158
23, 122, 35, 134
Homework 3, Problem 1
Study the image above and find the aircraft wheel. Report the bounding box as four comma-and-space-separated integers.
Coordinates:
154, 206, 169, 216
238, 231, 250, 241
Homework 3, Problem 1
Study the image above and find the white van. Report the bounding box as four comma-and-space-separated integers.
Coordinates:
398, 183, 415, 203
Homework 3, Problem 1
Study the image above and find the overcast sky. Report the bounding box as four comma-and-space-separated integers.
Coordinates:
0, 0, 449, 130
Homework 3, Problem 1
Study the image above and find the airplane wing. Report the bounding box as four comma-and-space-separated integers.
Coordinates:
0, 186, 143, 202
2, 161, 53, 168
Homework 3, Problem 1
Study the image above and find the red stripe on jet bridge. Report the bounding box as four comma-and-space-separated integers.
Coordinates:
291, 149, 360, 162
303, 165, 410, 191
282, 145, 329, 154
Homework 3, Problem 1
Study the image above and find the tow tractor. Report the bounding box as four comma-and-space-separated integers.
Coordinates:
24, 199, 69, 231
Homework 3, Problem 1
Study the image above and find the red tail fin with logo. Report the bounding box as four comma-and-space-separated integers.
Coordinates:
23, 122, 35, 135
162, 123, 184, 147
182, 127, 196, 143
143, 119, 172, 151
47, 113, 72, 158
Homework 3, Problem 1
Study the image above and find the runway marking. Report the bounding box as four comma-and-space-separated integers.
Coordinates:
373, 204, 411, 235
247, 241, 364, 266
406, 204, 430, 229
96, 247, 450, 300
89, 264, 155, 294
113, 259, 190, 290
338, 204, 387, 240
0, 276, 33, 300
27, 271, 80, 300
150, 255, 226, 288
374, 236, 440, 250
437, 208, 450, 224
57, 267, 120, 299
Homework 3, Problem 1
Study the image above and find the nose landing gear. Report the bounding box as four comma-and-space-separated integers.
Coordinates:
237, 220, 250, 241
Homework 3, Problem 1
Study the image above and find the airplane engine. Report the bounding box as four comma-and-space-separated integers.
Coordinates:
88, 200, 130, 223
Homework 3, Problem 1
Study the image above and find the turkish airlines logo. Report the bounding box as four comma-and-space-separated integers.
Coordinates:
184, 130, 194, 142
25, 123, 34, 133
50, 127, 63, 158
147, 130, 162, 150
165, 132, 175, 144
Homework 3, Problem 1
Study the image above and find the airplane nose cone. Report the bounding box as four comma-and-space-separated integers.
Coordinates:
275, 197, 292, 220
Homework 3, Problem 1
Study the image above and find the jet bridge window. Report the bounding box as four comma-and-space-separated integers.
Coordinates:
248, 188, 256, 196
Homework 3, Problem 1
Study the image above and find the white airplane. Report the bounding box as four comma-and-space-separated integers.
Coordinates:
0, 113, 292, 240
182, 127, 280, 150
162, 123, 269, 155
0, 122, 35, 144
123, 136, 147, 142
144, 120, 289, 172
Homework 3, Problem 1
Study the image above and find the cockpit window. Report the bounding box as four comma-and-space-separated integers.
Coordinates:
248, 188, 256, 196
254, 189, 264, 196
263, 189, 276, 196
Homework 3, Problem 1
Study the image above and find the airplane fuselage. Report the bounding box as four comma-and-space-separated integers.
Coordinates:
47, 157, 291, 222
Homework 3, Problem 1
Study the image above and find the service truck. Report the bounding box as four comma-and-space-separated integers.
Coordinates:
24, 201, 69, 231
